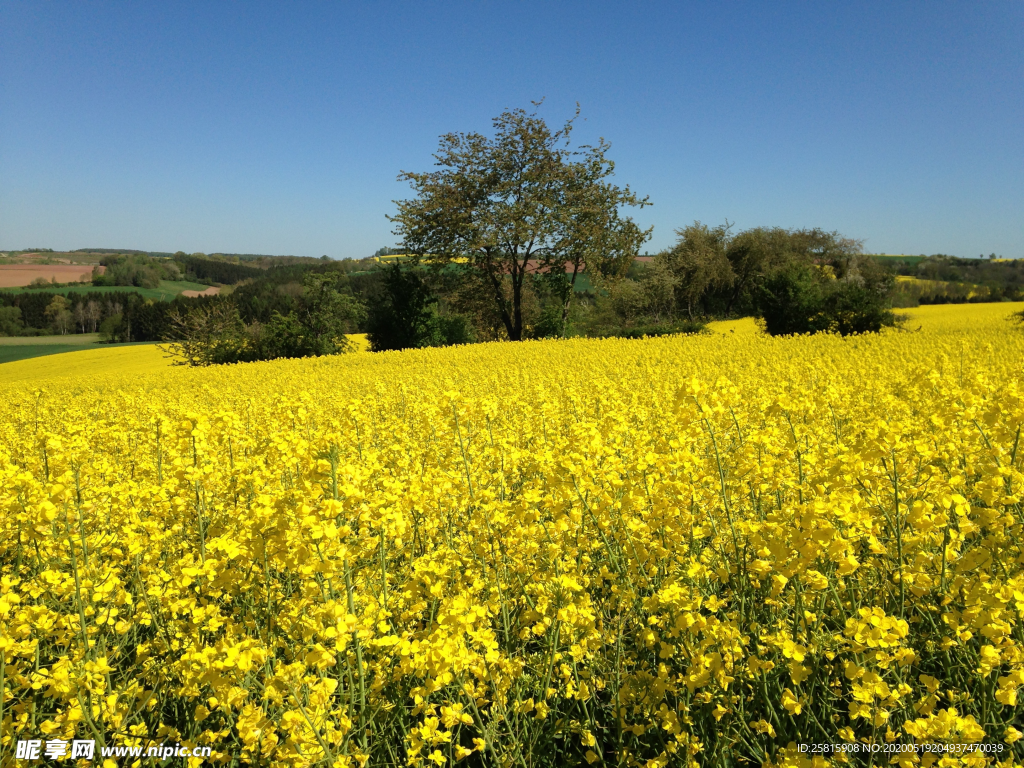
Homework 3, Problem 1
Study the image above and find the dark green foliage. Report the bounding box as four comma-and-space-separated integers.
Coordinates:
2, 257, 380, 343
0, 290, 175, 341
893, 254, 1024, 283
173, 255, 264, 285
648, 225, 870, 320
914, 285, 1024, 305
366, 266, 435, 350
891, 256, 1024, 307
0, 306, 23, 336
532, 303, 567, 339
98, 313, 129, 343
92, 254, 171, 289
295, 273, 366, 354
73, 248, 148, 255
127, 300, 174, 342
755, 263, 827, 335
163, 303, 250, 366
163, 273, 365, 366
251, 312, 310, 360
755, 261, 899, 336
588, 320, 707, 339
366, 265, 474, 351
424, 313, 476, 347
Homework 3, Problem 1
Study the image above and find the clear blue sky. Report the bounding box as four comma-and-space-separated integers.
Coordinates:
2, 1, 1021, 259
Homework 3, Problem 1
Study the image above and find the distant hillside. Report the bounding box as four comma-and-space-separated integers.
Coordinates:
73, 248, 152, 255
70, 248, 317, 263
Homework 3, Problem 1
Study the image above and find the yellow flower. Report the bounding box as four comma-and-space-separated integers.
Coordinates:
781, 688, 802, 716
1, 302, 1021, 768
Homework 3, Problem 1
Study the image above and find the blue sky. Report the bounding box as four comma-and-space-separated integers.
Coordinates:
1, 1, 1021, 259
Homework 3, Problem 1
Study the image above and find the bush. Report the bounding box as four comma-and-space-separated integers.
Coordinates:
162, 303, 249, 366
98, 313, 129, 343
755, 263, 828, 335
589, 320, 707, 339
366, 265, 435, 351
531, 303, 566, 339
424, 312, 476, 347
367, 265, 474, 351
163, 275, 364, 366
756, 261, 899, 336
251, 308, 360, 360
0, 306, 23, 336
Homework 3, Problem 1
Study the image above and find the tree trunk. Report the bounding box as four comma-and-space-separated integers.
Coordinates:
561, 261, 581, 336
486, 267, 516, 341
726, 277, 746, 315
510, 271, 523, 341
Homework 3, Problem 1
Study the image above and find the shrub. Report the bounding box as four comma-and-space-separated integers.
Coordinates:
162, 303, 250, 365
164, 275, 363, 366
424, 312, 476, 347
366, 265, 435, 351
531, 303, 566, 339
0, 306, 23, 336
756, 261, 899, 336
98, 313, 129, 343
589, 319, 707, 339
367, 264, 474, 350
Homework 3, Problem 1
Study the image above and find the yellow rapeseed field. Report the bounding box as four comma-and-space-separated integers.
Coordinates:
2, 304, 1024, 767
0, 336, 371, 388
0, 345, 171, 387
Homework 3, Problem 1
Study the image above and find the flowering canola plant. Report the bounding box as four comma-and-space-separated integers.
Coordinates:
1, 303, 1024, 768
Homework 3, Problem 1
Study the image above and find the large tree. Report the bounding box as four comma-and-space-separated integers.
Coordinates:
390, 105, 650, 341
658, 221, 735, 319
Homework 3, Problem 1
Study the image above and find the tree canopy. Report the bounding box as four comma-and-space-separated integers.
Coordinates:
390, 105, 650, 340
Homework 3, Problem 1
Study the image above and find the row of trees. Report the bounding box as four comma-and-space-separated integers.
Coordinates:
385, 106, 898, 341
2, 107, 910, 363
896, 254, 1024, 284
0, 296, 120, 337
164, 274, 364, 365
0, 292, 134, 337
172, 253, 264, 284
161, 106, 903, 365
91, 254, 182, 289
163, 222, 898, 365
620, 222, 898, 335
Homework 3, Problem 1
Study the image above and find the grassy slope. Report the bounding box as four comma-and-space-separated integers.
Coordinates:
0, 333, 105, 345
0, 344, 91, 365
0, 334, 157, 365
0, 279, 209, 301
0, 344, 170, 385
0, 334, 370, 380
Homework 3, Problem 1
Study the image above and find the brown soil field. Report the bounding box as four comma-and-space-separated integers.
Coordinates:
180, 286, 221, 298
0, 265, 100, 287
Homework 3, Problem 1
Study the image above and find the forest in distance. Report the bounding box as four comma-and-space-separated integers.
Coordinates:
1, 245, 1023, 358
2, 103, 1022, 364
